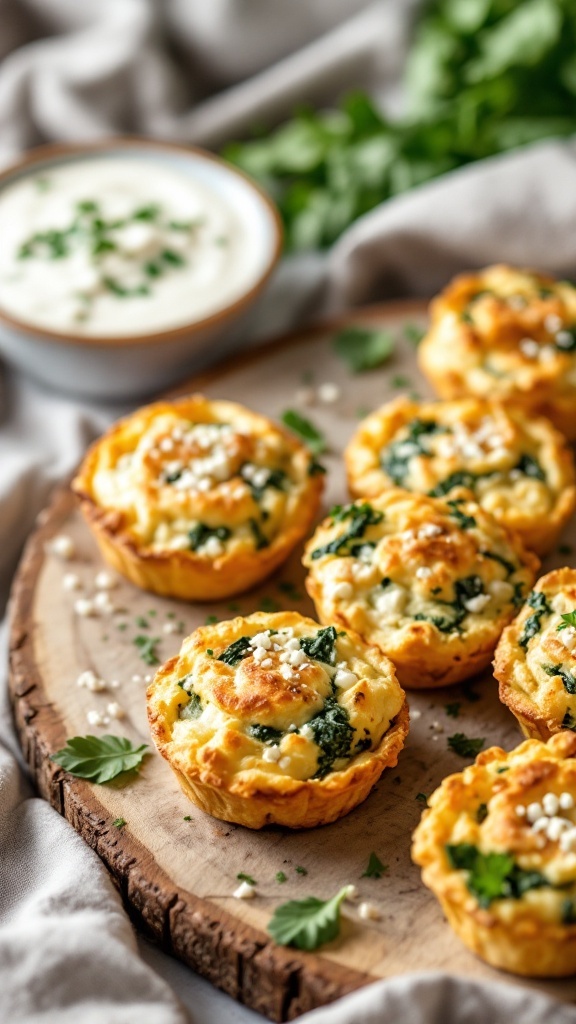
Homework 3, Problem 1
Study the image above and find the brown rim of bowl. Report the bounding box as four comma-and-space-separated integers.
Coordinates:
0, 137, 284, 348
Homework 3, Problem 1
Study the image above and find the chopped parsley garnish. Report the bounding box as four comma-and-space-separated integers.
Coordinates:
542, 664, 576, 695
267, 885, 350, 951
404, 323, 425, 346
308, 696, 355, 778
558, 610, 576, 632
446, 843, 549, 909
248, 724, 283, 744
519, 590, 552, 649
445, 702, 461, 718
295, 866, 308, 875
135, 616, 149, 629
278, 580, 303, 601
276, 871, 288, 884
447, 733, 485, 759
51, 735, 148, 783
310, 502, 383, 560
362, 852, 388, 878
333, 325, 394, 372
250, 518, 269, 550
205, 614, 218, 625
183, 815, 192, 821
188, 523, 231, 551
133, 634, 161, 665
178, 690, 203, 720
415, 793, 428, 805
259, 596, 281, 613
218, 636, 253, 666
381, 418, 442, 486
391, 374, 411, 389
481, 550, 516, 576
476, 803, 488, 824
563, 710, 576, 731
428, 470, 479, 497
516, 453, 545, 481
113, 818, 126, 828
300, 626, 338, 667
281, 409, 326, 456
237, 872, 256, 886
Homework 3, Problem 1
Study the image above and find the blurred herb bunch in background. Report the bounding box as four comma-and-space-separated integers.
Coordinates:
224, 0, 576, 250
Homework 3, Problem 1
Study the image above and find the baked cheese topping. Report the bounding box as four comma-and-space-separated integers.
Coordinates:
496, 569, 576, 734
303, 491, 534, 643
414, 733, 576, 925
347, 398, 573, 530
158, 613, 404, 784
89, 398, 318, 556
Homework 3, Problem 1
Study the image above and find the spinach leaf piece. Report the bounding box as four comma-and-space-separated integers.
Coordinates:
516, 454, 545, 481
307, 696, 355, 779
519, 590, 552, 650
429, 469, 479, 497
281, 410, 326, 455
446, 843, 549, 909
563, 710, 576, 731
188, 523, 231, 551
248, 724, 284, 744
310, 502, 383, 560
218, 636, 253, 666
381, 418, 443, 486
300, 626, 338, 666
446, 499, 476, 530
542, 663, 576, 695
333, 325, 394, 372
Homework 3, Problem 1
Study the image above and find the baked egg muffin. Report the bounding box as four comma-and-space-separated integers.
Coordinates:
72, 395, 324, 600
345, 396, 576, 556
495, 568, 576, 741
412, 732, 576, 977
146, 611, 409, 829
302, 490, 538, 689
418, 265, 576, 439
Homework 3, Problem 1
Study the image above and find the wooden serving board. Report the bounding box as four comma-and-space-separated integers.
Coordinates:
9, 301, 576, 1021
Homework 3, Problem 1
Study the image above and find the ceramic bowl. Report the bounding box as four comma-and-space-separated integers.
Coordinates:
0, 139, 282, 400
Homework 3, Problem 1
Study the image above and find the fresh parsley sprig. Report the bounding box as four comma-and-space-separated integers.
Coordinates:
51, 735, 148, 783
361, 852, 388, 879
268, 885, 350, 950
447, 733, 485, 759
281, 410, 326, 456
558, 610, 576, 632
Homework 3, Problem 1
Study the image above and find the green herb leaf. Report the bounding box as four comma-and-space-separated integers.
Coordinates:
281, 410, 326, 455
276, 871, 288, 884
267, 885, 350, 950
416, 792, 428, 805
237, 872, 256, 885
300, 626, 338, 667
446, 843, 549, 908
310, 502, 383, 560
519, 590, 552, 649
445, 702, 461, 718
333, 326, 394, 372
295, 866, 308, 875
448, 733, 485, 759
558, 610, 576, 632
51, 735, 148, 783
113, 817, 127, 828
133, 635, 161, 666
362, 852, 388, 879
218, 636, 253, 666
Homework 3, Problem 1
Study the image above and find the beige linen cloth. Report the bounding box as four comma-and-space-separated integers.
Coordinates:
2, 2, 576, 1022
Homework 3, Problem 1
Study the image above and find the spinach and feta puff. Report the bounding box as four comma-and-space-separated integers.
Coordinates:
346, 397, 576, 556
412, 732, 576, 977
146, 612, 408, 829
303, 490, 538, 689
72, 395, 323, 600
419, 265, 576, 440
495, 569, 576, 741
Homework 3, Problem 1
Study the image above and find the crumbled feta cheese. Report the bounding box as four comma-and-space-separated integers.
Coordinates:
86, 710, 104, 727
260, 658, 273, 669
132, 674, 142, 683
416, 566, 432, 580
288, 649, 307, 667
526, 802, 543, 823
519, 338, 539, 359
202, 536, 224, 558
410, 709, 422, 720
318, 382, 341, 404
250, 632, 272, 650
329, 581, 354, 601
74, 597, 96, 617
159, 436, 174, 453
94, 570, 117, 590
515, 804, 526, 817
110, 680, 121, 689
464, 593, 491, 614
48, 535, 75, 560
233, 881, 256, 900
279, 757, 291, 771
372, 584, 406, 617
77, 670, 105, 691
560, 792, 574, 811
280, 664, 295, 681
556, 330, 574, 350
545, 313, 563, 333
543, 792, 559, 817
559, 627, 576, 652
163, 621, 180, 634
262, 745, 282, 763
334, 668, 358, 690
106, 702, 124, 719
418, 524, 443, 539
62, 573, 82, 591
300, 724, 315, 741
560, 828, 576, 852
488, 580, 514, 603
93, 591, 116, 614
358, 901, 380, 921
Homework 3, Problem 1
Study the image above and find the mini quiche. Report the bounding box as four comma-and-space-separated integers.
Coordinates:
345, 396, 576, 556
72, 395, 324, 601
146, 611, 409, 829
418, 265, 576, 440
302, 490, 538, 689
412, 732, 576, 977
495, 568, 576, 741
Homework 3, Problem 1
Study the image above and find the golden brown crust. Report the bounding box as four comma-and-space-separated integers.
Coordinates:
345, 396, 576, 556
72, 395, 324, 600
412, 732, 576, 977
495, 568, 576, 741
418, 265, 576, 440
146, 611, 409, 829
302, 490, 538, 689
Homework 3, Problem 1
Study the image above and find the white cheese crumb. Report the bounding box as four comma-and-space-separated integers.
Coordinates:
418, 524, 443, 539
279, 757, 291, 771
74, 597, 96, 618
539, 345, 556, 362
288, 649, 307, 667
93, 591, 116, 614
106, 702, 124, 719
163, 621, 180, 634
556, 330, 574, 350
86, 710, 104, 727
329, 581, 354, 601
202, 536, 225, 558
344, 884, 358, 901
526, 802, 543, 823
410, 709, 422, 720
260, 658, 273, 669
76, 670, 105, 691
464, 593, 491, 614
94, 570, 117, 590
415, 566, 432, 580
317, 382, 341, 404
519, 338, 539, 359
300, 724, 315, 741
515, 804, 526, 817
560, 792, 574, 811
559, 627, 576, 652
488, 580, 514, 603
358, 901, 380, 921
543, 792, 559, 817
250, 632, 272, 650
47, 534, 75, 560
233, 881, 256, 900
560, 827, 576, 852
262, 745, 282, 763
372, 584, 406, 617
144, 674, 152, 683
62, 573, 82, 591
110, 680, 121, 689
132, 674, 142, 683
545, 313, 563, 333
334, 668, 358, 690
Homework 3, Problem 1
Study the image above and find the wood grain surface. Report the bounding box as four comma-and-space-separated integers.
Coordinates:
9, 301, 576, 1020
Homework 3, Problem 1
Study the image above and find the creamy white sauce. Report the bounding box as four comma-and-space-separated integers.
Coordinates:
0, 157, 268, 336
